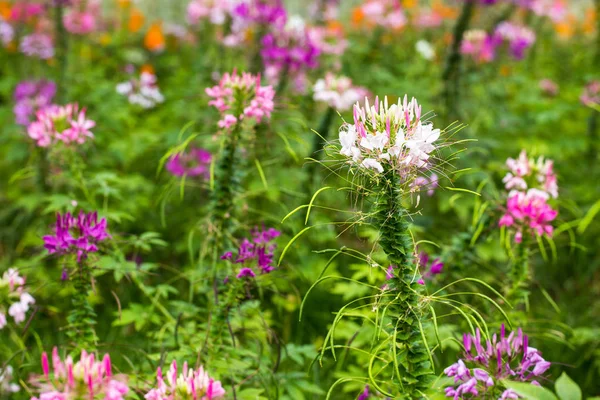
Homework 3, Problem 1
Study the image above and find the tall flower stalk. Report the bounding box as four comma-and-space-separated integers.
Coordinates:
43, 211, 109, 348
333, 96, 443, 396
205, 71, 275, 255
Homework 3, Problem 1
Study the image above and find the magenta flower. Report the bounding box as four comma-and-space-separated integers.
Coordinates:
20, 33, 54, 60
10, 2, 45, 22
206, 70, 275, 129
444, 325, 551, 399
494, 22, 536, 60
357, 385, 370, 400
220, 227, 281, 279
144, 360, 225, 400
43, 211, 109, 262
460, 30, 500, 64
30, 348, 129, 400
27, 104, 95, 147
13, 80, 56, 126
499, 190, 557, 243
166, 147, 212, 179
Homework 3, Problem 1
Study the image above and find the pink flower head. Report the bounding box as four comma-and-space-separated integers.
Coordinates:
494, 21, 536, 60
499, 189, 558, 243
166, 147, 213, 179
63, 10, 96, 35
358, 0, 407, 30
27, 104, 95, 147
581, 81, 600, 107
13, 79, 57, 126
144, 360, 225, 400
186, 0, 232, 25
206, 70, 275, 129
338, 95, 441, 180
10, 2, 45, 22
539, 79, 559, 97
502, 150, 558, 198
30, 349, 129, 400
460, 30, 500, 64
43, 211, 109, 262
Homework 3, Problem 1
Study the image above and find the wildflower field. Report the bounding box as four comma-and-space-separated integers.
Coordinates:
1, 0, 599, 399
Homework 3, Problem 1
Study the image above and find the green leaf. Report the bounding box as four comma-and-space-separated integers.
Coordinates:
501, 380, 558, 400
555, 372, 581, 400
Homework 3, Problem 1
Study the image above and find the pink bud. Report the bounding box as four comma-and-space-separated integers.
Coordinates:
103, 354, 112, 377
41, 352, 49, 378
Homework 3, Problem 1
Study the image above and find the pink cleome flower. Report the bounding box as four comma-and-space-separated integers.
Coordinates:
499, 189, 558, 243
144, 360, 225, 400
166, 147, 213, 179
30, 348, 129, 400
27, 104, 95, 147
206, 70, 275, 129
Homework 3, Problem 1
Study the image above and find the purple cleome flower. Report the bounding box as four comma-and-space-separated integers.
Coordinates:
444, 325, 552, 399
221, 227, 281, 279
13, 80, 56, 126
166, 147, 213, 179
43, 212, 109, 262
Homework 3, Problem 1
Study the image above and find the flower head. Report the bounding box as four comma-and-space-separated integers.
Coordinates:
206, 70, 275, 129
460, 30, 500, 63
0, 365, 20, 394
43, 211, 109, 262
27, 104, 95, 147
499, 189, 557, 243
313, 73, 368, 111
30, 348, 129, 400
338, 95, 441, 181
0, 268, 35, 329
116, 72, 165, 109
220, 227, 281, 279
13, 80, 56, 126
444, 325, 551, 398
502, 150, 558, 199
144, 360, 225, 400
166, 147, 212, 179
186, 0, 232, 25
354, 0, 407, 30
20, 33, 54, 59
581, 81, 600, 107
494, 22, 536, 60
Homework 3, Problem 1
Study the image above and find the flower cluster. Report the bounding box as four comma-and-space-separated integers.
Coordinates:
43, 211, 109, 262
581, 80, 600, 107
354, 0, 407, 30
63, 0, 99, 35
338, 96, 441, 176
444, 325, 551, 399
512, 0, 566, 23
186, 0, 232, 26
0, 365, 20, 394
312, 73, 368, 111
27, 104, 95, 147
144, 360, 225, 400
307, 22, 347, 58
539, 79, 559, 97
206, 70, 275, 129
494, 22, 536, 60
499, 189, 558, 243
502, 150, 558, 199
13, 79, 57, 126
30, 348, 129, 400
232, 0, 287, 28
0, 268, 35, 329
220, 227, 281, 279
166, 147, 212, 179
20, 33, 54, 60
460, 30, 500, 64
261, 16, 321, 92
116, 72, 165, 109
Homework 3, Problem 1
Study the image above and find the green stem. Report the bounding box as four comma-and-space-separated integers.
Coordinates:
54, 3, 68, 102
374, 170, 433, 397
507, 235, 531, 307
441, 0, 476, 121
67, 261, 98, 350
305, 107, 336, 193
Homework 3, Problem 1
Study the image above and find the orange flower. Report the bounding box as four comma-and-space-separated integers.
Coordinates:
583, 7, 596, 35
351, 7, 365, 26
117, 0, 131, 8
500, 65, 511, 77
128, 8, 144, 33
326, 20, 344, 35
432, 0, 457, 20
145, 22, 165, 52
0, 1, 10, 20
403, 0, 418, 10
140, 64, 155, 75
554, 15, 575, 39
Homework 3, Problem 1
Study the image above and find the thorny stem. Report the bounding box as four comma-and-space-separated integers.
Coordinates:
442, 0, 476, 121
374, 169, 433, 397
67, 260, 98, 350
506, 235, 531, 308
